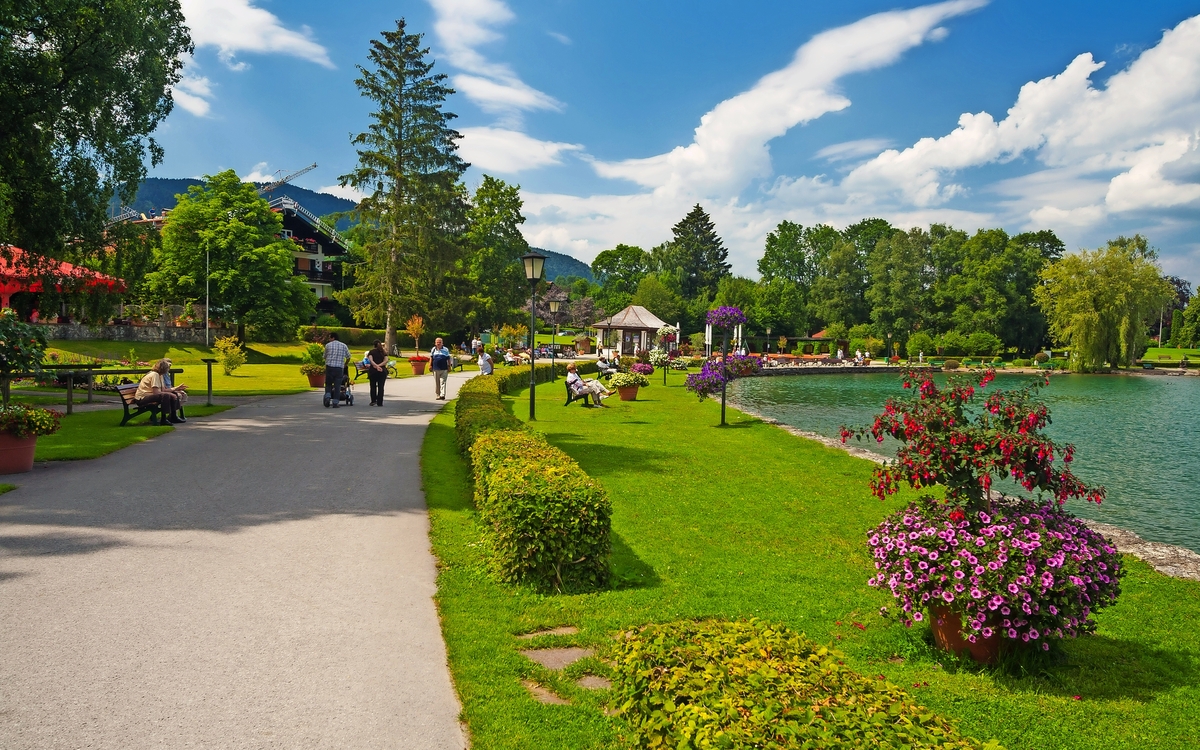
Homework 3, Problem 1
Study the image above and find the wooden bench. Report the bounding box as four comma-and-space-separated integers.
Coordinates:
352, 361, 398, 381
116, 383, 160, 426
452, 355, 472, 372
564, 380, 591, 407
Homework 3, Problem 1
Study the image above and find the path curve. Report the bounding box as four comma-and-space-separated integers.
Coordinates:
0, 370, 475, 749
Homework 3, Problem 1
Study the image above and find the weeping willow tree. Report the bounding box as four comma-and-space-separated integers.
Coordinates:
337, 20, 469, 352
1034, 236, 1174, 371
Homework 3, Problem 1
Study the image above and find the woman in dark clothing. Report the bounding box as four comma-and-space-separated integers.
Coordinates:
367, 340, 389, 406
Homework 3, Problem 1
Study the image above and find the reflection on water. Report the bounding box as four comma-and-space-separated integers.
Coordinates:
731, 372, 1200, 553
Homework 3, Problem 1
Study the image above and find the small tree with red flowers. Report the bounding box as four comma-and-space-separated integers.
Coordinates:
843, 370, 1122, 655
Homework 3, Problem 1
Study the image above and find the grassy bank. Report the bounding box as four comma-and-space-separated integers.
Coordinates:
35, 404, 233, 461
422, 371, 1200, 749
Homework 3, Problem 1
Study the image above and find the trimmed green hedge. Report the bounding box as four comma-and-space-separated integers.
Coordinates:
470, 430, 611, 591
299, 325, 388, 346
453, 369, 612, 592
490, 361, 599, 395
611, 619, 1000, 750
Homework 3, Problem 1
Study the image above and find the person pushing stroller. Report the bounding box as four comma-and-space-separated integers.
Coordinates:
323, 333, 352, 408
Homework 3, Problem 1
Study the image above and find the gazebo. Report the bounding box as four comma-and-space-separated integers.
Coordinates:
0, 247, 124, 312
592, 305, 667, 355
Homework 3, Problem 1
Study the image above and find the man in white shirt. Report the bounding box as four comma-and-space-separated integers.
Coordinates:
323, 333, 351, 406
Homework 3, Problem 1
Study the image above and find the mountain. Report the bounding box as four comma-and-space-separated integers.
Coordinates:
123, 181, 594, 282
535, 247, 594, 283
119, 177, 357, 225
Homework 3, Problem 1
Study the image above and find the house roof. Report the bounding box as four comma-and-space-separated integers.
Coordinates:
0, 247, 125, 294
592, 305, 667, 330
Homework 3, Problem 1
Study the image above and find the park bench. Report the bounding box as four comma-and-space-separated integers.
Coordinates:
452, 355, 472, 372
116, 384, 159, 426
352, 360, 398, 381
564, 380, 591, 407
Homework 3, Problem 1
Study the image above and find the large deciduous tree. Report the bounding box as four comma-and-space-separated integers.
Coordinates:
0, 0, 192, 261
338, 20, 469, 351
1034, 235, 1174, 371
147, 171, 316, 341
464, 175, 528, 333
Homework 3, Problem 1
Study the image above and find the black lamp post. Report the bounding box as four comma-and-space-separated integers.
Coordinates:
522, 251, 546, 420
886, 332, 893, 363
766, 326, 771, 354
548, 298, 560, 382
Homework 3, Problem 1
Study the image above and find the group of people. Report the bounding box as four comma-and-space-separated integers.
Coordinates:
323, 332, 456, 406
135, 358, 188, 425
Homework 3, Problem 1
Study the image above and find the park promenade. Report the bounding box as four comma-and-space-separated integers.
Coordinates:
0, 371, 474, 749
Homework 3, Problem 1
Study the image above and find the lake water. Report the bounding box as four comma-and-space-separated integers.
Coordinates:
731, 372, 1200, 553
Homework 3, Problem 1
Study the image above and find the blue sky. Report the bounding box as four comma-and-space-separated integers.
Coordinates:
160, 0, 1200, 284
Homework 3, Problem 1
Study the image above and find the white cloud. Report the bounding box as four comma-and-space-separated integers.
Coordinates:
548, 31, 571, 45
427, 0, 561, 116
318, 184, 366, 203
591, 0, 987, 197
815, 138, 895, 162
173, 74, 214, 117
459, 127, 583, 173
240, 161, 274, 183
180, 0, 333, 70
843, 14, 1200, 225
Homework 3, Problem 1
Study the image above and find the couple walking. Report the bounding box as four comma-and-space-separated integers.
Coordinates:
323, 335, 453, 405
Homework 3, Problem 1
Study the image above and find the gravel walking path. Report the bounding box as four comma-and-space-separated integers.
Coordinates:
0, 371, 474, 749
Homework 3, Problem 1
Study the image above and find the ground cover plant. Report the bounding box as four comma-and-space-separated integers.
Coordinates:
34, 405, 232, 461
422, 369, 1200, 750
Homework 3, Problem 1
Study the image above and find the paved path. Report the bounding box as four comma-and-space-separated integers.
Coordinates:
0, 371, 475, 749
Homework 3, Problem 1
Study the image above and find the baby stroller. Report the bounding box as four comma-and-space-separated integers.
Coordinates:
323, 365, 355, 408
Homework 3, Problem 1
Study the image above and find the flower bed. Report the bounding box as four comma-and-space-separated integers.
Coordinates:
611, 618, 997, 749
0, 404, 63, 438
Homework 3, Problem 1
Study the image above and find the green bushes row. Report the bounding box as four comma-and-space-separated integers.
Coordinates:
611, 619, 999, 750
471, 430, 611, 591
454, 368, 612, 592
299, 325, 388, 346
489, 361, 598, 395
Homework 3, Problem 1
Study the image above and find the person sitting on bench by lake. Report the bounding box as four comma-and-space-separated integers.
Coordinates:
136, 359, 186, 425
566, 363, 614, 406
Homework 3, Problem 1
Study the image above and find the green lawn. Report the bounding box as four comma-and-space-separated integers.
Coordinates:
421, 371, 1200, 750
47, 339, 311, 365
1142, 347, 1200, 363
35, 404, 233, 461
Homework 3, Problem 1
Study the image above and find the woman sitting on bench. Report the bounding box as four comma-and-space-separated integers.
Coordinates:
135, 359, 185, 425
566, 363, 614, 406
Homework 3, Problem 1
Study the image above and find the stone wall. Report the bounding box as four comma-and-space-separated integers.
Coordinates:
36, 323, 235, 344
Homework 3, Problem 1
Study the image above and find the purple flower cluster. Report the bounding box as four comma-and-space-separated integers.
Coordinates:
684, 354, 762, 400
631, 362, 654, 376
706, 306, 748, 329
867, 498, 1122, 648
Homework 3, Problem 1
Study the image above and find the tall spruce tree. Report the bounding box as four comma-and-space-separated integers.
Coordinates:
670, 204, 730, 299
338, 20, 468, 351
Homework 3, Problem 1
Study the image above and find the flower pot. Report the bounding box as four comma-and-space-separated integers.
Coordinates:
411, 361, 427, 376
929, 604, 1003, 664
306, 372, 326, 388
0, 432, 38, 474
617, 385, 639, 401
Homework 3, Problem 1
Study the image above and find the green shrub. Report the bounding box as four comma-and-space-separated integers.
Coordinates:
1033, 351, 1050, 364
938, 330, 967, 357
1049, 357, 1070, 370
1012, 358, 1032, 367
965, 331, 1003, 357
213, 335, 246, 375
299, 325, 388, 346
454, 376, 525, 453
942, 359, 961, 371
470, 430, 611, 592
611, 619, 997, 750
906, 330, 935, 358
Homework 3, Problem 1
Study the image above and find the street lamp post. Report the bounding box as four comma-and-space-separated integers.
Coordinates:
548, 298, 560, 382
205, 248, 210, 347
766, 326, 771, 354
521, 251, 546, 420
886, 332, 893, 362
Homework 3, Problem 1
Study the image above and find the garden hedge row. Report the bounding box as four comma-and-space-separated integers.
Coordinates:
611, 619, 1000, 750
454, 365, 611, 592
299, 325, 388, 346
470, 430, 611, 591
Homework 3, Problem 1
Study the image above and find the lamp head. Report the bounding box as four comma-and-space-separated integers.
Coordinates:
548, 299, 560, 313
521, 251, 546, 283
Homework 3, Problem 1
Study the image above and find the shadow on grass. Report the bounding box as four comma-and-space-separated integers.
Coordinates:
941, 633, 1199, 703
541, 434, 675, 477
610, 529, 660, 590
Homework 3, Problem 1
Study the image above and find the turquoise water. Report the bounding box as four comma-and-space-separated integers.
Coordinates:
731, 372, 1200, 553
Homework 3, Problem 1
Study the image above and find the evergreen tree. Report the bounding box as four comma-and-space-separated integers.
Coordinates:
670, 204, 730, 299
338, 20, 469, 351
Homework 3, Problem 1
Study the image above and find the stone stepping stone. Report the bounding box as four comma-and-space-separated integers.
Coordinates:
520, 647, 593, 670
516, 626, 580, 640
523, 680, 568, 705
576, 675, 611, 690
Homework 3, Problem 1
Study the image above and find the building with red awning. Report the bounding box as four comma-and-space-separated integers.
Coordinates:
0, 247, 125, 312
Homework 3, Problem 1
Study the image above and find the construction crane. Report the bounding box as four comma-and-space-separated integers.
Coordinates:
105, 205, 140, 227
257, 163, 317, 196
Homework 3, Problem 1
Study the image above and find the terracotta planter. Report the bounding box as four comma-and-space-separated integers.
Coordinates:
306, 372, 326, 388
929, 604, 1003, 664
410, 360, 428, 376
617, 385, 639, 401
0, 432, 38, 474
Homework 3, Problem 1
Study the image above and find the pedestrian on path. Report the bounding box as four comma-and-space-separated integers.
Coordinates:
478, 349, 493, 375
430, 337, 451, 400
324, 333, 351, 407
366, 339, 389, 406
